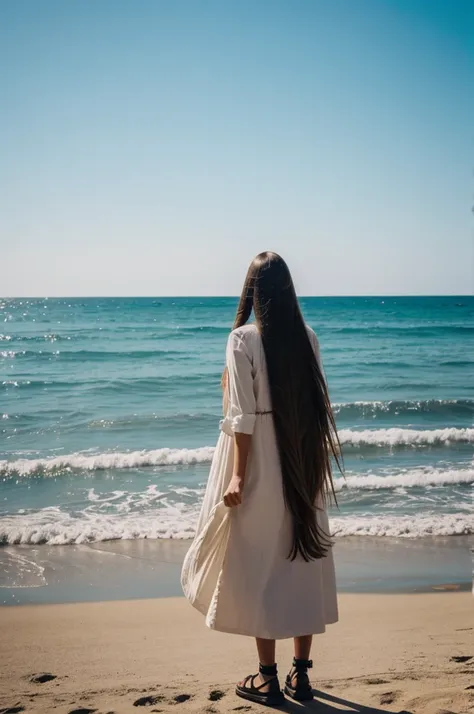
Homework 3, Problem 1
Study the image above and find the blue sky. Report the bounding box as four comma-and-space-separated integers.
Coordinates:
1, 0, 473, 296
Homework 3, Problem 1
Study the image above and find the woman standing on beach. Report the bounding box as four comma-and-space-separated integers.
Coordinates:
182, 252, 342, 706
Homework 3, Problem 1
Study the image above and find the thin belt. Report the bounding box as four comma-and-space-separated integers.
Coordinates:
256, 410, 272, 415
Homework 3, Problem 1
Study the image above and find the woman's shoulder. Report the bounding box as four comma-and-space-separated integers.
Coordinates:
305, 325, 322, 356
305, 323, 319, 342
227, 324, 259, 354
230, 323, 259, 340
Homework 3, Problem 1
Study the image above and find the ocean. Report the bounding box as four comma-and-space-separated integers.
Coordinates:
1, 296, 473, 558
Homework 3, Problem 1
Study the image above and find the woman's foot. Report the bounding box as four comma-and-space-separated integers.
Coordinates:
284, 657, 314, 701
236, 663, 284, 706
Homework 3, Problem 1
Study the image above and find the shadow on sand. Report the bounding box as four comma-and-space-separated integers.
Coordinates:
271, 689, 412, 714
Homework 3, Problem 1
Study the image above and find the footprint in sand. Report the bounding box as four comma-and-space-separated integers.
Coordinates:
0, 707, 25, 714
379, 692, 399, 705
30, 673, 57, 684
68, 709, 97, 714
450, 655, 473, 663
209, 689, 226, 701
133, 695, 165, 707
174, 694, 191, 703
364, 678, 390, 685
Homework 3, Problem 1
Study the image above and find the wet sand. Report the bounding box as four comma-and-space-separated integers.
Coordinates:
1, 535, 472, 605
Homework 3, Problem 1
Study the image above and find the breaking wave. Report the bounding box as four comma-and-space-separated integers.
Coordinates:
1, 507, 472, 545
2, 428, 474, 477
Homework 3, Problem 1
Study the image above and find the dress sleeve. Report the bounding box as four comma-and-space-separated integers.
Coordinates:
225, 331, 256, 435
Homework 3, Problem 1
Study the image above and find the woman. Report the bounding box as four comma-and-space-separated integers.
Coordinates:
182, 252, 342, 706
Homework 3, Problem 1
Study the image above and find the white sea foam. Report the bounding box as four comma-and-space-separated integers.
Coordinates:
1, 468, 472, 545
1, 506, 472, 545
0, 504, 200, 545
330, 514, 473, 538
338, 427, 474, 447
0, 447, 216, 476
2, 428, 473, 476
334, 467, 474, 492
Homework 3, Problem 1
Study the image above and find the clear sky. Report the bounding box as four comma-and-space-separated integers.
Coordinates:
1, 0, 473, 296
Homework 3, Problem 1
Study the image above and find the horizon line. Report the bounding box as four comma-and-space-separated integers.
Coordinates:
1, 294, 473, 300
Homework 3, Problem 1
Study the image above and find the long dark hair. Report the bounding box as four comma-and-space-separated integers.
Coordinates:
225, 251, 342, 561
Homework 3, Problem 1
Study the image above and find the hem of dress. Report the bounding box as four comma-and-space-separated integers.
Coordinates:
185, 598, 210, 618
206, 617, 339, 640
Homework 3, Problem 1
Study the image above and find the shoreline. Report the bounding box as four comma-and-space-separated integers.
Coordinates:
1, 534, 472, 606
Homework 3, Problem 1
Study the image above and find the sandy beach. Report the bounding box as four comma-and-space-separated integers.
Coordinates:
1, 592, 472, 714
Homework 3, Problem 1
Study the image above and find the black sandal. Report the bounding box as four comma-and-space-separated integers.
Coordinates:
284, 657, 314, 701
236, 663, 285, 707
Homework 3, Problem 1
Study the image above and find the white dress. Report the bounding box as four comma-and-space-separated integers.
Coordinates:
181, 324, 338, 640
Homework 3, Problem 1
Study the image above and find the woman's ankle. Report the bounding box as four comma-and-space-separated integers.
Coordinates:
259, 663, 278, 678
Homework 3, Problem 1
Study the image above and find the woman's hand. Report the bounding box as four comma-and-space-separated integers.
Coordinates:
223, 475, 244, 508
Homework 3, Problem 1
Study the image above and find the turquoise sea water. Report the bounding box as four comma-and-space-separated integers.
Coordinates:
1, 296, 473, 546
